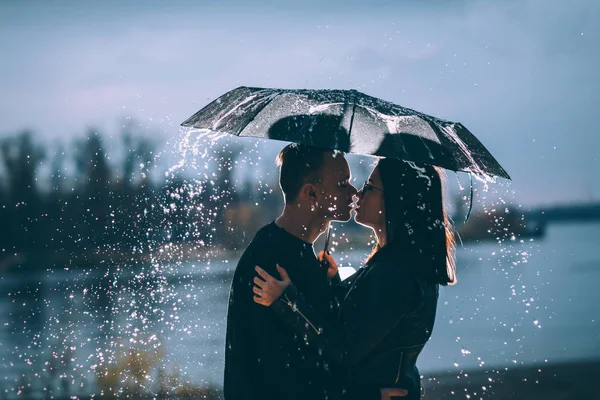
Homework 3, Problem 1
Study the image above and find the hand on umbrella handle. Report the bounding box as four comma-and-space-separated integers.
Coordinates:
317, 251, 338, 279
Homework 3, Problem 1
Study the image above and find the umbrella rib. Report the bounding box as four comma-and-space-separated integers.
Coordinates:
236, 91, 282, 136
212, 94, 259, 130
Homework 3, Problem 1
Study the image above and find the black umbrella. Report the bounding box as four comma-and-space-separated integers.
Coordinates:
181, 86, 510, 256
181, 86, 510, 180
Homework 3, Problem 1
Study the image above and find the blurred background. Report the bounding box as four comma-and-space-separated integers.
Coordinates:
0, 1, 599, 398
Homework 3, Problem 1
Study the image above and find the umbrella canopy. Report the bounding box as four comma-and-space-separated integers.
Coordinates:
181, 86, 510, 180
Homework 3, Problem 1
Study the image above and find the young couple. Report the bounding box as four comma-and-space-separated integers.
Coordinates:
223, 143, 456, 400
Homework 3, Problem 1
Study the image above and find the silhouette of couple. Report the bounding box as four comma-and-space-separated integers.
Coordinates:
224, 115, 456, 400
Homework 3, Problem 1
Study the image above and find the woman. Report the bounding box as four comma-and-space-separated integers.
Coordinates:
253, 158, 456, 399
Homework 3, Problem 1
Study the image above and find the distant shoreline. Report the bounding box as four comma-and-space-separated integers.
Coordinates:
4, 218, 600, 273
0, 242, 242, 274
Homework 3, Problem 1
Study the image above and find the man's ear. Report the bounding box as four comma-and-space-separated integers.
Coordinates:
300, 183, 317, 200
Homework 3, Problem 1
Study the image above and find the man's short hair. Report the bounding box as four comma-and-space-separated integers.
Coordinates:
276, 144, 330, 204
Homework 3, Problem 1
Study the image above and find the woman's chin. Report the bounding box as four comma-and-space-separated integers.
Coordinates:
353, 213, 370, 228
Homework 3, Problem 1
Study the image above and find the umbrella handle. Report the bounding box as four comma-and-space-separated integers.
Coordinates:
320, 222, 331, 270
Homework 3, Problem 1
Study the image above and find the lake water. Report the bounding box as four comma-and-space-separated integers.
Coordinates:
1, 222, 599, 398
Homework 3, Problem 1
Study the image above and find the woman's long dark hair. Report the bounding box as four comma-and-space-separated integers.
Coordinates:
367, 158, 456, 286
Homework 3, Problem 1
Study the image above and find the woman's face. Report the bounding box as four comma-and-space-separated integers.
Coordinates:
354, 164, 386, 231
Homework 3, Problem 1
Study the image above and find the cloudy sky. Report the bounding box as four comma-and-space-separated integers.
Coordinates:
1, 0, 598, 206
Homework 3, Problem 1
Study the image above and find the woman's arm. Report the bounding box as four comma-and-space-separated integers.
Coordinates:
254, 265, 347, 367
253, 260, 421, 367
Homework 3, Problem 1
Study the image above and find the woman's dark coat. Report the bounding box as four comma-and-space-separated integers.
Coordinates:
271, 249, 440, 400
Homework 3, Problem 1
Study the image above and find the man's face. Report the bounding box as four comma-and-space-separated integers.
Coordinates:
315, 152, 357, 222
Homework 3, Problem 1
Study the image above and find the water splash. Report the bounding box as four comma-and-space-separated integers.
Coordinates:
166, 128, 229, 176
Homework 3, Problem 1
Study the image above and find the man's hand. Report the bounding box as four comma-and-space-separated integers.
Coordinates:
317, 251, 338, 279
253, 264, 291, 306
381, 387, 408, 399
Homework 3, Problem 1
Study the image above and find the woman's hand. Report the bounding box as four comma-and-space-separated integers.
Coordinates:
317, 251, 338, 280
253, 264, 291, 306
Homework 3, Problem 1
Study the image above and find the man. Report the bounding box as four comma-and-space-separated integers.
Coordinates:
223, 143, 356, 399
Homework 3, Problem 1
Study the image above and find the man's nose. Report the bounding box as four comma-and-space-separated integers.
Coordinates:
349, 183, 358, 196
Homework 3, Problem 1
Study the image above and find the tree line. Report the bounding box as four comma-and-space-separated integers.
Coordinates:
0, 129, 282, 268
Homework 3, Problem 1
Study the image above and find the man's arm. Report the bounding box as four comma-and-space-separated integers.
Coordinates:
270, 282, 347, 366
234, 253, 304, 398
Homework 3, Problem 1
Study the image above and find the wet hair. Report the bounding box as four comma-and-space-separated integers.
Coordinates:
275, 143, 331, 204
368, 158, 457, 286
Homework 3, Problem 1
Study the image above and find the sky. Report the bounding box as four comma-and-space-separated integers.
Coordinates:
0, 0, 598, 207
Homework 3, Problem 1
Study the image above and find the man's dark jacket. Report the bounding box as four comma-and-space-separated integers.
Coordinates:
223, 222, 342, 400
